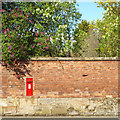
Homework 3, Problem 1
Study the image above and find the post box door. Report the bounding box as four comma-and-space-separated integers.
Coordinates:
26, 78, 33, 96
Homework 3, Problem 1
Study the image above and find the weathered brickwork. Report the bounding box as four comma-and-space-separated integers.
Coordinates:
0, 57, 119, 116
1, 57, 119, 98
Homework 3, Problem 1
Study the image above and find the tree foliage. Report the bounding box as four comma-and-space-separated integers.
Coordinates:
77, 20, 90, 33
49, 2, 82, 57
94, 1, 119, 57
1, 2, 81, 65
72, 20, 90, 56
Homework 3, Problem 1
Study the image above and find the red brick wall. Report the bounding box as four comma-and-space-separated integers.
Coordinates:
1, 58, 119, 98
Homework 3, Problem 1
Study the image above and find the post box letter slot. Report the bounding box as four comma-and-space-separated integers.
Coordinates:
27, 81, 32, 83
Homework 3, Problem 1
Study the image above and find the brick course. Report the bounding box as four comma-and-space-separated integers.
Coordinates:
1, 57, 119, 98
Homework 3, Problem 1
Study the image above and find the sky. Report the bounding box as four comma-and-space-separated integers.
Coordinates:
76, 2, 105, 22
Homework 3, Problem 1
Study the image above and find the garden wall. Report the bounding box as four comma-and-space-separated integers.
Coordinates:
0, 57, 119, 116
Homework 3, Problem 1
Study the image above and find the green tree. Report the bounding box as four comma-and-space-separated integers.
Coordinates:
1, 2, 82, 65
31, 2, 81, 57
77, 20, 90, 33
46, 2, 82, 57
72, 20, 90, 56
2, 2, 52, 65
94, 1, 119, 57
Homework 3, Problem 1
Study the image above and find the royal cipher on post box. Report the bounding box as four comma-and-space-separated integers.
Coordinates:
26, 78, 33, 96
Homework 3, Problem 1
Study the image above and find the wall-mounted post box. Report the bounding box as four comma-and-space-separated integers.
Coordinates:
26, 78, 33, 96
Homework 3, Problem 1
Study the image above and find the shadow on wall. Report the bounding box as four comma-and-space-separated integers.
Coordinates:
4, 61, 32, 80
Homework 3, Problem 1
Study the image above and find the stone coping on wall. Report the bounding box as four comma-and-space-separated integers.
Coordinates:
31, 57, 119, 61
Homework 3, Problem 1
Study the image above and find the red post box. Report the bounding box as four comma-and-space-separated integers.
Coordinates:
26, 78, 33, 96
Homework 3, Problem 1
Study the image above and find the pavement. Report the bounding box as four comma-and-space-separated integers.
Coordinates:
1, 116, 120, 120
